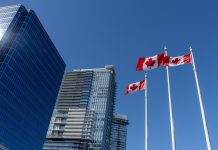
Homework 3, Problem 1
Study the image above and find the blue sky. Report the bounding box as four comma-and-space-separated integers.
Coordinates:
1, 0, 218, 149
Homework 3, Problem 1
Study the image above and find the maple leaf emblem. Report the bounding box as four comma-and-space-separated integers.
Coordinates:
130, 84, 138, 91
145, 58, 156, 68
183, 54, 191, 64
171, 58, 181, 64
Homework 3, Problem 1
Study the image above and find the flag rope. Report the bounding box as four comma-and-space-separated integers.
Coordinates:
190, 47, 212, 150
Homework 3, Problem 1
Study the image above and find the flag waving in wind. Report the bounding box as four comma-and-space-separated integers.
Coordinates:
136, 53, 165, 71
125, 80, 146, 94
162, 53, 192, 67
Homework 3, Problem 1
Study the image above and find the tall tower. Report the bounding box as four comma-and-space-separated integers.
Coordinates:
44, 65, 116, 150
0, 4, 65, 149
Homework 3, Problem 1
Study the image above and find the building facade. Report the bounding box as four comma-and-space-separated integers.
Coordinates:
110, 115, 129, 150
44, 65, 116, 150
44, 108, 95, 149
0, 4, 65, 149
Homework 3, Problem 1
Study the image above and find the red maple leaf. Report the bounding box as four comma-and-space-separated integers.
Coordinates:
130, 84, 138, 91
183, 54, 191, 64
171, 58, 181, 64
145, 58, 156, 68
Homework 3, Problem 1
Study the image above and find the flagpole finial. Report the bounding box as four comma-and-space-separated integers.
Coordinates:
164, 45, 167, 53
164, 46, 167, 55
164, 45, 167, 50
190, 46, 193, 52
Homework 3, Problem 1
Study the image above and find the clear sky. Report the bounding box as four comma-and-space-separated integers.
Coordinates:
1, 0, 218, 150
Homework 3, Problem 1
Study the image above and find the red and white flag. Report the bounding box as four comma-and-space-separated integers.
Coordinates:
136, 53, 165, 71
125, 80, 146, 94
162, 53, 192, 67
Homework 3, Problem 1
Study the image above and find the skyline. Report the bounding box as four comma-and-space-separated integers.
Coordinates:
0, 1, 218, 150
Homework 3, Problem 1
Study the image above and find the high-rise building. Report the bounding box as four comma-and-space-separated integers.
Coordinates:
44, 65, 116, 150
0, 4, 65, 149
110, 115, 129, 150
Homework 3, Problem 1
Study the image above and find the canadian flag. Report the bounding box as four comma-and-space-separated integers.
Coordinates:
136, 53, 165, 71
125, 80, 146, 94
162, 53, 192, 67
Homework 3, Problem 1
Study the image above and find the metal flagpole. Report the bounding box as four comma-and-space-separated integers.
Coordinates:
190, 47, 212, 150
165, 46, 176, 150
145, 73, 148, 150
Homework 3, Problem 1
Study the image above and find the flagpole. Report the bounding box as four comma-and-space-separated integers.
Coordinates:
145, 73, 148, 150
165, 46, 176, 150
190, 47, 212, 150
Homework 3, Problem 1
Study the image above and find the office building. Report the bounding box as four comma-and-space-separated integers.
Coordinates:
0, 4, 65, 149
44, 65, 116, 150
110, 115, 129, 150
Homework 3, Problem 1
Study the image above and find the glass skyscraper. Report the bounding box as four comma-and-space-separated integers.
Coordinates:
87, 66, 116, 150
110, 115, 129, 150
0, 4, 65, 149
44, 65, 116, 150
